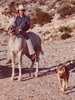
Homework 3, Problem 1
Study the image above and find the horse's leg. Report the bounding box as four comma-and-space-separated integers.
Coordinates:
18, 50, 22, 81
35, 53, 39, 77
35, 61, 39, 77
30, 59, 35, 77
11, 52, 15, 81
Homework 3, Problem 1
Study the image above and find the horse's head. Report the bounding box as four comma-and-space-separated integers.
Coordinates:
7, 17, 16, 34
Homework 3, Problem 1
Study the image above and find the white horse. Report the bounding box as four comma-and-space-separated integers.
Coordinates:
8, 18, 43, 81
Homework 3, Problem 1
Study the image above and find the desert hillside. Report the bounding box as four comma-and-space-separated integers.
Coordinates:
0, 0, 75, 42
0, 0, 75, 100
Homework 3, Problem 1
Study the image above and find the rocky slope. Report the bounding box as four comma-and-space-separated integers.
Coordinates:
0, 0, 75, 43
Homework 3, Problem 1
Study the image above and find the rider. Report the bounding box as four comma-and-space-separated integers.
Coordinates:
6, 5, 36, 64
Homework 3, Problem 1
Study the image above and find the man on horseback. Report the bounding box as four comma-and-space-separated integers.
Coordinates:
6, 5, 36, 64
16, 5, 36, 59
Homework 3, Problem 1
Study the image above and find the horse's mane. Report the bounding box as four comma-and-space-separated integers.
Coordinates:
7, 17, 16, 30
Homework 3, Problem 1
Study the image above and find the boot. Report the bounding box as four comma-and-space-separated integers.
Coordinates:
26, 39, 36, 59
6, 59, 12, 64
31, 54, 36, 59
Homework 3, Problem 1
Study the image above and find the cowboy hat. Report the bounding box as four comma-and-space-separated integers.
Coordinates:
18, 5, 25, 11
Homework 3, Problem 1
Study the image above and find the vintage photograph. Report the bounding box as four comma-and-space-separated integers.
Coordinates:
0, 0, 75, 100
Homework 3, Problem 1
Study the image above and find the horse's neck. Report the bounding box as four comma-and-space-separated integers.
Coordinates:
10, 34, 24, 38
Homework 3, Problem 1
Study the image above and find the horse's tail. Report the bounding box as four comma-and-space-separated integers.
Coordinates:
40, 47, 44, 55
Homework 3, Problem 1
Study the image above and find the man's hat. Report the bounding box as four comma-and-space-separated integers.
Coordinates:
18, 5, 25, 11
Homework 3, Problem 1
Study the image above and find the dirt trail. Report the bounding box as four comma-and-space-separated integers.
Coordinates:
0, 33, 75, 100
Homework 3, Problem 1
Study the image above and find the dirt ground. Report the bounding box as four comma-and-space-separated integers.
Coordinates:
0, 33, 75, 100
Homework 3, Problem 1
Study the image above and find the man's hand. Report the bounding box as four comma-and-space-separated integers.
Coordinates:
18, 28, 22, 32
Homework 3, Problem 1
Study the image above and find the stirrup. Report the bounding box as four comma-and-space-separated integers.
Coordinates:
6, 59, 12, 64
31, 54, 36, 60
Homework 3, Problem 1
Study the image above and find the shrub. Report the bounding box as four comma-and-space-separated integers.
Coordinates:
38, 0, 45, 6
31, 8, 53, 27
70, 0, 75, 5
2, 7, 12, 15
30, 18, 37, 28
2, 2, 16, 16
57, 4, 75, 18
9, 1, 15, 8
59, 26, 72, 33
61, 32, 71, 40
31, 0, 37, 3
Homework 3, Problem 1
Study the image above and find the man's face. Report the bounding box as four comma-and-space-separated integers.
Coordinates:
19, 10, 24, 16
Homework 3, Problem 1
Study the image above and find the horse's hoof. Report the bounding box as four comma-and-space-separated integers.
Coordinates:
35, 73, 38, 78
11, 77, 15, 81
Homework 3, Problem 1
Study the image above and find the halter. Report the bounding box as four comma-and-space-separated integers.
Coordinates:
8, 25, 16, 35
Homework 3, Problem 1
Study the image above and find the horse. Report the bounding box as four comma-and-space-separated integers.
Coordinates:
7, 18, 43, 81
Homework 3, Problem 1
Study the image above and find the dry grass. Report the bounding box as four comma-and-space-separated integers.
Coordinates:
61, 32, 71, 40
31, 8, 53, 27
2, 1, 17, 16
59, 26, 72, 33
57, 3, 75, 18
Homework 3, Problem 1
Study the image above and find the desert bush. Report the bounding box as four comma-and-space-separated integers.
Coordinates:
2, 1, 16, 16
57, 3, 75, 18
30, 18, 37, 28
8, 1, 15, 8
38, 0, 45, 6
70, 0, 75, 5
31, 8, 53, 27
2, 7, 12, 15
61, 32, 71, 40
59, 26, 72, 33
31, 0, 37, 3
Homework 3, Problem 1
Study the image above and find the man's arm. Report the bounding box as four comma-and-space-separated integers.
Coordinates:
25, 16, 30, 31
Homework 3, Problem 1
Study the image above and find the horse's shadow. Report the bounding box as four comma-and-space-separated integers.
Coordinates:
0, 65, 56, 79
0, 65, 11, 79
0, 59, 75, 79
